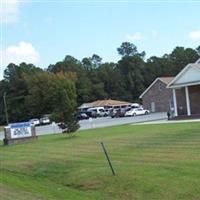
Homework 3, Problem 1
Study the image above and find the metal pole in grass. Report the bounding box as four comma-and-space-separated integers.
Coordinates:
101, 142, 116, 176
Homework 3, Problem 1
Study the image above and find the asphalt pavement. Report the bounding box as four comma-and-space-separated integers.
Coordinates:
0, 112, 166, 141
79, 112, 166, 129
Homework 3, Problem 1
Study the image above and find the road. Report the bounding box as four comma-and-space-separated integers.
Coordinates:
0, 112, 166, 141
79, 112, 166, 129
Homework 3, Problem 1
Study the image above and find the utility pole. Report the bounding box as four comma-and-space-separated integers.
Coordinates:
3, 92, 9, 125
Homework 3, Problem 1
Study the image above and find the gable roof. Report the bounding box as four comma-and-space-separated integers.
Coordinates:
159, 77, 175, 84
79, 99, 131, 109
167, 61, 200, 88
139, 77, 174, 98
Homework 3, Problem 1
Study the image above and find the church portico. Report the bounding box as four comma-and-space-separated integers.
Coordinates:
168, 59, 200, 118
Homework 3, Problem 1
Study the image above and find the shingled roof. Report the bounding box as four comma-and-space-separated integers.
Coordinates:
159, 77, 174, 84
79, 99, 131, 109
139, 77, 174, 98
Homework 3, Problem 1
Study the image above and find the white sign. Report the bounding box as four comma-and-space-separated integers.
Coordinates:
10, 122, 32, 139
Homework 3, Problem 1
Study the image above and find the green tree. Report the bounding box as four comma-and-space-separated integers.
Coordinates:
117, 55, 145, 101
196, 45, 200, 56
82, 54, 102, 69
81, 55, 107, 101
48, 55, 82, 73
117, 42, 145, 58
97, 63, 125, 100
50, 73, 79, 134
0, 80, 6, 124
76, 70, 93, 105
169, 47, 199, 75
25, 71, 79, 134
48, 55, 94, 105
91, 54, 102, 68
2, 63, 43, 122
144, 56, 171, 87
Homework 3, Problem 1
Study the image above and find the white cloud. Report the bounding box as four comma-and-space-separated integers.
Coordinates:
189, 30, 200, 41
125, 32, 144, 42
3, 41, 40, 65
1, 0, 20, 23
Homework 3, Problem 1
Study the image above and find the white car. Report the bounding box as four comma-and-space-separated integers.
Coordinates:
29, 118, 40, 126
125, 108, 150, 117
40, 117, 50, 125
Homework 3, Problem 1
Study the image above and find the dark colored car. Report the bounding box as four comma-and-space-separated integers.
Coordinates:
77, 112, 89, 120
85, 110, 98, 118
110, 108, 127, 118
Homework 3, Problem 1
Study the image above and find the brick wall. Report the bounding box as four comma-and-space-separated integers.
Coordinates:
189, 85, 200, 114
174, 85, 200, 116
175, 88, 187, 115
142, 80, 173, 112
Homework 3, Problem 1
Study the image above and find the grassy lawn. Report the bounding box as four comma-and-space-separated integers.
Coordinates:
0, 122, 200, 200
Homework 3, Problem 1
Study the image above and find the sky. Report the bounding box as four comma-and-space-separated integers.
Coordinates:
1, 0, 200, 79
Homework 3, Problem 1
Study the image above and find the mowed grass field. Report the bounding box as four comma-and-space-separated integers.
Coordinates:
0, 122, 200, 200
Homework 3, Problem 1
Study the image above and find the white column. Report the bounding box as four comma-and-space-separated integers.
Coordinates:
172, 89, 178, 117
185, 86, 191, 116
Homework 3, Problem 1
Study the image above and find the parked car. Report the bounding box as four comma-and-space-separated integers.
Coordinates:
110, 108, 128, 118
77, 112, 89, 120
97, 109, 110, 117
85, 110, 98, 118
29, 118, 40, 126
104, 109, 111, 116
87, 107, 107, 117
125, 108, 150, 117
131, 103, 141, 109
110, 109, 118, 118
40, 117, 50, 125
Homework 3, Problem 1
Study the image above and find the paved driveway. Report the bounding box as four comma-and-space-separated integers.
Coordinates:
79, 112, 166, 130
0, 112, 166, 141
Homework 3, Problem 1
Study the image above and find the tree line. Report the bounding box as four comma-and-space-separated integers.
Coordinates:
0, 42, 199, 125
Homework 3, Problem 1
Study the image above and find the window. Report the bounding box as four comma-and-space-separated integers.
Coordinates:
114, 106, 120, 109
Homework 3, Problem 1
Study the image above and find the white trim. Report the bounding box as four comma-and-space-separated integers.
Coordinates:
194, 64, 200, 72
168, 81, 200, 88
139, 78, 168, 98
185, 86, 191, 116
172, 89, 178, 117
196, 58, 200, 64
168, 63, 200, 88
167, 63, 191, 88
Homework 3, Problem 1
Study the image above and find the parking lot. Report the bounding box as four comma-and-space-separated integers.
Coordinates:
0, 112, 166, 141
